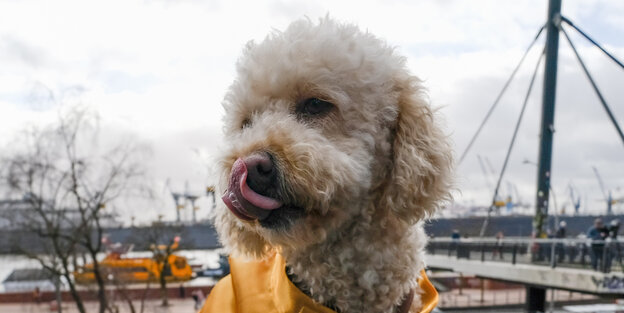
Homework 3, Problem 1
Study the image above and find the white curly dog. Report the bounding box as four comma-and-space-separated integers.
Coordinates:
211, 17, 453, 313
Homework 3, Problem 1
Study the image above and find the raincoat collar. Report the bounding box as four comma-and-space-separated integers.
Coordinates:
201, 252, 438, 313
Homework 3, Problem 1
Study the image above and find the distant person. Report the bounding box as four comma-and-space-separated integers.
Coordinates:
450, 229, 460, 256
587, 218, 608, 270
543, 227, 555, 262
33, 287, 41, 305
609, 219, 620, 239
191, 290, 198, 308
179, 284, 186, 298
192, 289, 205, 310
555, 221, 567, 238
609, 219, 621, 265
492, 231, 504, 260
451, 229, 461, 240
555, 221, 567, 263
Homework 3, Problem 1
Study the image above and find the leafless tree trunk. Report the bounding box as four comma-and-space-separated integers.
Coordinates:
154, 242, 175, 307
109, 270, 137, 313
1, 104, 151, 313
139, 274, 153, 313
145, 224, 182, 307
3, 135, 88, 313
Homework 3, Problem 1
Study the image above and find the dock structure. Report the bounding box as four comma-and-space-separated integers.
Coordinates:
427, 237, 624, 308
429, 255, 624, 295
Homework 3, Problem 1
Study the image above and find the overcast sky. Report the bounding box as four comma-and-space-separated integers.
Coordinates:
1, 0, 623, 224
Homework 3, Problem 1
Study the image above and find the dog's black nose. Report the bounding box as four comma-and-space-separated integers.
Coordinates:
243, 152, 276, 196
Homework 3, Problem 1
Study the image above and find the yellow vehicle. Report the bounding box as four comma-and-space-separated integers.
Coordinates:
74, 239, 193, 284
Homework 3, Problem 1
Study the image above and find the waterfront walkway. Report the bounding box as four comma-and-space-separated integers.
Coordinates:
439, 286, 600, 309
0, 298, 201, 313
428, 238, 624, 294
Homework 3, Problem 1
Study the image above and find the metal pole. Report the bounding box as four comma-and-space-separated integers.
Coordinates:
526, 285, 547, 313
534, 0, 561, 241
550, 240, 557, 268
529, 0, 561, 311
54, 276, 63, 313
459, 273, 464, 295
480, 278, 485, 303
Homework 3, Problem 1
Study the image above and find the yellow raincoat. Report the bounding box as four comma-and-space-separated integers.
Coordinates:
200, 252, 438, 313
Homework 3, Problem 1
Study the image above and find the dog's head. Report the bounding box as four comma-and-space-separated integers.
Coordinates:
215, 18, 452, 258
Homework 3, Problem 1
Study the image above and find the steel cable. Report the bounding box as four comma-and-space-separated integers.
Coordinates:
458, 25, 546, 165
560, 15, 624, 70
479, 49, 546, 237
560, 26, 624, 147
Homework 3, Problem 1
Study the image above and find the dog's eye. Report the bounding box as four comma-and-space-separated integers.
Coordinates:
297, 98, 333, 117
241, 118, 251, 129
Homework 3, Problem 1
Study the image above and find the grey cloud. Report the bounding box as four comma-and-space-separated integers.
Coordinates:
448, 45, 624, 214
0, 35, 47, 68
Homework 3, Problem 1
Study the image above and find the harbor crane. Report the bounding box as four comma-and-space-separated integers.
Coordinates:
592, 166, 617, 215
567, 182, 581, 215
169, 191, 185, 223
479, 155, 516, 213
165, 179, 213, 223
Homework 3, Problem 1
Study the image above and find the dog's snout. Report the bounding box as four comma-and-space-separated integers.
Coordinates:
243, 152, 276, 196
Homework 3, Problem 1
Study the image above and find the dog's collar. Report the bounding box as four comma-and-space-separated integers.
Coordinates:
397, 289, 415, 313
287, 270, 416, 313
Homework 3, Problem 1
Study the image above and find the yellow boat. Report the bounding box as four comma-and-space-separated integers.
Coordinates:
74, 239, 193, 284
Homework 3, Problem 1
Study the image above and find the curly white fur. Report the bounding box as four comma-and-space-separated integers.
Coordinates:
214, 17, 453, 313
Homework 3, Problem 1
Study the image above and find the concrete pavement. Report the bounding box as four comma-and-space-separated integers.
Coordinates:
0, 298, 202, 313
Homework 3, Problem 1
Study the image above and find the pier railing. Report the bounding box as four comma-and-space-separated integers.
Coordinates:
427, 237, 624, 273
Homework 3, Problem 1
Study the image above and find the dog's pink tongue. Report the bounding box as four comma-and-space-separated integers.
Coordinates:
222, 158, 283, 221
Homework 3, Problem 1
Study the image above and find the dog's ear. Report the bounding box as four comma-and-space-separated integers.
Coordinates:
382, 77, 453, 224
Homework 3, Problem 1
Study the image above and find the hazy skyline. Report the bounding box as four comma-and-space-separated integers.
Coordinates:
1, 0, 623, 224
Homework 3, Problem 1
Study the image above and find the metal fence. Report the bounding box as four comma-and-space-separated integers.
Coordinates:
427, 237, 624, 273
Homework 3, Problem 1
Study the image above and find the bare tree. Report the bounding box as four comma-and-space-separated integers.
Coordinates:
1, 126, 87, 313
103, 240, 155, 313
1, 105, 151, 313
144, 222, 182, 307
108, 271, 137, 313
